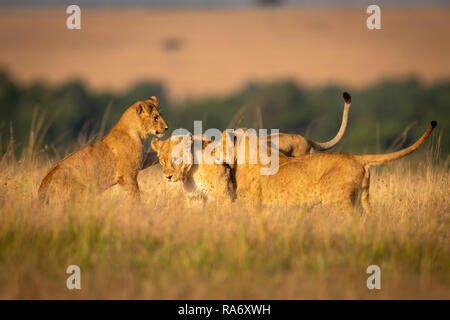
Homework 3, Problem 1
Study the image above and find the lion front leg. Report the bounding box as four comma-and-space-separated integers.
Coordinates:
210, 177, 235, 206
206, 165, 235, 206
117, 173, 141, 200
360, 168, 372, 216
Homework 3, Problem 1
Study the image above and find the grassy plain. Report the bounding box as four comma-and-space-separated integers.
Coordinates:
0, 140, 448, 299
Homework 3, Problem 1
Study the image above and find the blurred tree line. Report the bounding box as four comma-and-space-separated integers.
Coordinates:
0, 69, 448, 160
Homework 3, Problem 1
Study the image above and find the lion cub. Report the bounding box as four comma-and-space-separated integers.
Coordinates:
151, 134, 235, 207
153, 121, 437, 215
38, 97, 168, 205
267, 92, 352, 156
143, 92, 352, 170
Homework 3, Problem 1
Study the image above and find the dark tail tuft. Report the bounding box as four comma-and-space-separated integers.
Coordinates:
431, 120, 437, 128
343, 92, 351, 103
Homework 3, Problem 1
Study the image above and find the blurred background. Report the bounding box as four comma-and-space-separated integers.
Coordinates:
0, 0, 449, 159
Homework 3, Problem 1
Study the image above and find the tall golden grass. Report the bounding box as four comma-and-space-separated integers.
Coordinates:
0, 124, 448, 299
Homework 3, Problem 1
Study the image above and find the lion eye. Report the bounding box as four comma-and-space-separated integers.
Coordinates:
154, 116, 159, 121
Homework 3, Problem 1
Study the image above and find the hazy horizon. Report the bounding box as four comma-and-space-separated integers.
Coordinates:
1, 0, 449, 7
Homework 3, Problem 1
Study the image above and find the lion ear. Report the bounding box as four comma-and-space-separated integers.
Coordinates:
136, 104, 144, 115
146, 96, 158, 107
222, 130, 237, 164
183, 133, 193, 148
178, 133, 194, 162
151, 137, 162, 152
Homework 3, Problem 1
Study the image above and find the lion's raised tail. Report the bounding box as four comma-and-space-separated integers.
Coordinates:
356, 121, 437, 166
310, 92, 351, 152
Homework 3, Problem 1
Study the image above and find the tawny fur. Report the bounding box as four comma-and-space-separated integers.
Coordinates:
143, 92, 351, 168
152, 122, 436, 215
151, 135, 235, 207
266, 92, 351, 156
38, 97, 168, 205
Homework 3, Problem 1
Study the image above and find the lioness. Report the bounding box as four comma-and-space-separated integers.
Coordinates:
38, 97, 168, 204
152, 121, 437, 215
